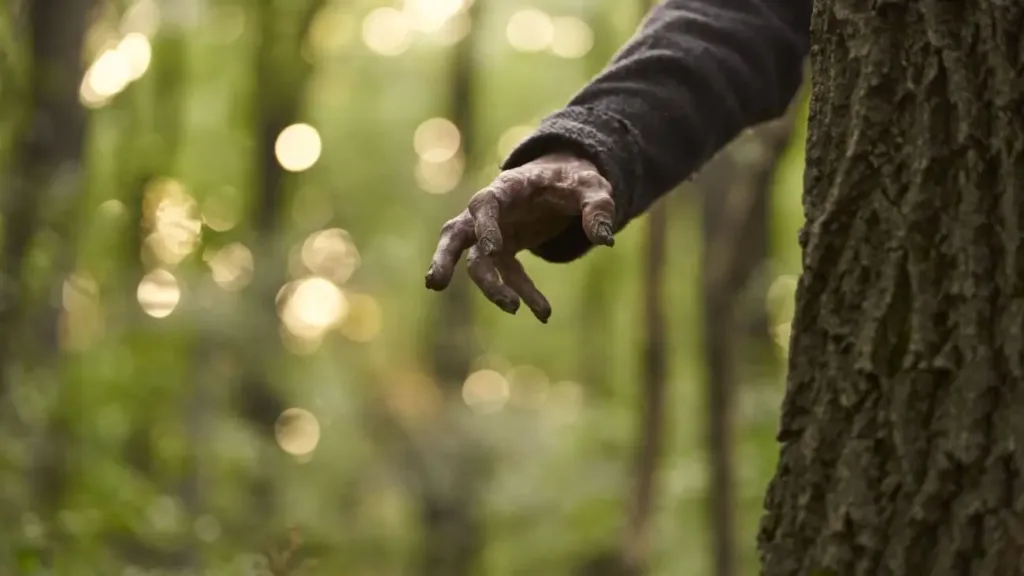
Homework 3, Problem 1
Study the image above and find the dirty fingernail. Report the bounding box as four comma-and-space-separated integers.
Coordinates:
596, 223, 614, 246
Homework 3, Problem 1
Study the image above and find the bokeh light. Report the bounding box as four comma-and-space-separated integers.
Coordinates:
274, 408, 322, 456
204, 243, 254, 291
300, 228, 360, 284
414, 117, 461, 162
274, 123, 322, 172
118, 33, 153, 81
339, 293, 383, 343
506, 9, 555, 52
415, 155, 464, 194
137, 269, 181, 318
404, 0, 465, 33
550, 17, 593, 58
278, 276, 349, 340
362, 7, 413, 56
462, 369, 510, 414
142, 178, 202, 267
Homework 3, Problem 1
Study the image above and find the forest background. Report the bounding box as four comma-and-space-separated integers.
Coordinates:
0, 0, 810, 574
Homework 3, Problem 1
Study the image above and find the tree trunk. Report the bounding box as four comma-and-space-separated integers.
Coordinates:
415, 2, 486, 574
758, 2, 1024, 575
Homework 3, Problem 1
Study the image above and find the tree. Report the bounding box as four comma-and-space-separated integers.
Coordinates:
757, 3, 1024, 574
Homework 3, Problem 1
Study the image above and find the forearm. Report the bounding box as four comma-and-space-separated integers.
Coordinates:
503, 0, 811, 262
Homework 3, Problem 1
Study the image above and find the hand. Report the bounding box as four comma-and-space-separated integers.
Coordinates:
424, 153, 616, 323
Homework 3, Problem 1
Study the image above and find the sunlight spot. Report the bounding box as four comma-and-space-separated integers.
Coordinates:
204, 242, 254, 291
415, 154, 464, 194
275, 408, 321, 456
506, 365, 549, 408
275, 123, 322, 172
143, 178, 202, 266
414, 117, 461, 163
462, 369, 510, 414
362, 7, 412, 56
80, 49, 131, 107
300, 228, 360, 284
339, 293, 382, 342
496, 125, 534, 160
309, 7, 355, 57
117, 33, 152, 81
279, 277, 349, 340
433, 11, 471, 45
404, 0, 465, 32
137, 269, 180, 318
506, 9, 554, 52
550, 17, 593, 58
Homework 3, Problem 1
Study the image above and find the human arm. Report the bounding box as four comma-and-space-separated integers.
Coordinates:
425, 0, 812, 320
505, 0, 812, 262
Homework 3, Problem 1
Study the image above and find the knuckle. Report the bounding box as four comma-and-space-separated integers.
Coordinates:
440, 218, 462, 235
576, 170, 610, 189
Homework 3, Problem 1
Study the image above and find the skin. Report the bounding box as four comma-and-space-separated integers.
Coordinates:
425, 153, 616, 323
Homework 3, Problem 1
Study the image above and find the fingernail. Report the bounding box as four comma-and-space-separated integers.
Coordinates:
596, 223, 614, 246
499, 299, 519, 314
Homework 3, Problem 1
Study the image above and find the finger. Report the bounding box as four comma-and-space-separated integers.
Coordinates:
574, 172, 616, 246
466, 246, 520, 315
496, 255, 551, 323
425, 214, 474, 291
468, 192, 503, 255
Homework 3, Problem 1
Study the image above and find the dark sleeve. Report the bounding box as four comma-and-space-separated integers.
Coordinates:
502, 0, 811, 263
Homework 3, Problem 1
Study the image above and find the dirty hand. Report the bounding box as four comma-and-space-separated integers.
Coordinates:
424, 153, 616, 323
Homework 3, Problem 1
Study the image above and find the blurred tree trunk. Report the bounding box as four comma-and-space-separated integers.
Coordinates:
758, 3, 1024, 575
698, 87, 801, 576
578, 5, 670, 575
622, 200, 669, 574
0, 0, 93, 566
414, 3, 486, 574
236, 0, 324, 546
0, 0, 92, 397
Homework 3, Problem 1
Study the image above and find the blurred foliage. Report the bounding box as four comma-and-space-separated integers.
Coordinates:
0, 0, 808, 574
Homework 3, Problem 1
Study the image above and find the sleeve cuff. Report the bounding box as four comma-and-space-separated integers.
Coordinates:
501, 106, 638, 263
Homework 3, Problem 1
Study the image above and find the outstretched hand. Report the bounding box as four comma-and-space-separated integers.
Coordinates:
424, 153, 616, 323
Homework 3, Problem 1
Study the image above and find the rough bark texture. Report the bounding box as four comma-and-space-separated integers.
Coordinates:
758, 2, 1024, 575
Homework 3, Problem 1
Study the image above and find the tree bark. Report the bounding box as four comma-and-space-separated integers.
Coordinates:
758, 2, 1024, 575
